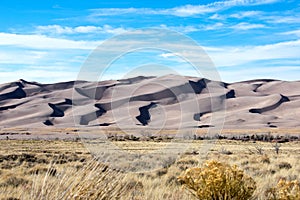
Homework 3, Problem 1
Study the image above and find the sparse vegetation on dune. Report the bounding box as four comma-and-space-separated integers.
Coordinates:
0, 137, 299, 199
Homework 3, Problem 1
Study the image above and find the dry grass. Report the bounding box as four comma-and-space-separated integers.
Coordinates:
0, 134, 299, 199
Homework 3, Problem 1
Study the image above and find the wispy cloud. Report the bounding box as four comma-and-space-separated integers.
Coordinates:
281, 29, 300, 37
209, 13, 225, 20
224, 9, 300, 25
89, 0, 280, 18
35, 25, 128, 35
169, 0, 279, 17
0, 68, 78, 83
208, 39, 300, 67
0, 33, 101, 49
158, 39, 300, 67
230, 11, 262, 18
0, 32, 97, 83
159, 23, 225, 33
159, 25, 200, 33
0, 50, 47, 65
205, 23, 224, 30
219, 65, 300, 82
155, 38, 300, 82
266, 16, 300, 24
230, 22, 266, 30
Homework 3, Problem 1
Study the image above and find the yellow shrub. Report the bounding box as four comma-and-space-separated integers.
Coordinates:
266, 179, 300, 200
178, 160, 256, 200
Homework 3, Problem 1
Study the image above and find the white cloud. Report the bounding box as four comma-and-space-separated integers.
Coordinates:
264, 15, 300, 24
101, 25, 128, 35
170, 0, 278, 17
158, 39, 300, 68
176, 0, 279, 16
159, 23, 225, 33
0, 32, 101, 49
89, 0, 280, 17
230, 11, 262, 18
157, 39, 300, 82
231, 22, 266, 30
159, 53, 178, 58
36, 25, 75, 34
89, 8, 143, 16
281, 29, 300, 37
0, 50, 48, 65
209, 13, 225, 20
168, 4, 217, 16
73, 26, 101, 33
35, 25, 128, 35
204, 23, 224, 30
0, 69, 78, 83
159, 24, 200, 33
207, 40, 300, 67
219, 66, 300, 82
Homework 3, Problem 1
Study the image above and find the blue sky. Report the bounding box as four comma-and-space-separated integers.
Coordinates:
0, 0, 299, 83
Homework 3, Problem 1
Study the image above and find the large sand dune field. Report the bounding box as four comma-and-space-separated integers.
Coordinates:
1, 75, 299, 130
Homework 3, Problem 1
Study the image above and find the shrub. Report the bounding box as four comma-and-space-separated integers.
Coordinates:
220, 147, 233, 155
178, 160, 256, 200
261, 154, 271, 164
278, 162, 292, 169
265, 179, 300, 200
0, 176, 29, 187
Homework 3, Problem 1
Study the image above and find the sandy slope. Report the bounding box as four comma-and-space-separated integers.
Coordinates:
0, 75, 299, 129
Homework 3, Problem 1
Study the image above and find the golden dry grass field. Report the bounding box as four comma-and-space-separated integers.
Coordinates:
0, 129, 299, 199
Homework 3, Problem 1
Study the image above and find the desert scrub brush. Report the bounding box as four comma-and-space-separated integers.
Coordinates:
265, 178, 300, 200
178, 160, 256, 200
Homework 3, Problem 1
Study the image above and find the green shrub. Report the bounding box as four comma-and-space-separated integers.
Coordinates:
178, 160, 256, 200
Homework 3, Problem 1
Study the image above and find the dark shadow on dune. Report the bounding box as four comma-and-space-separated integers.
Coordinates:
267, 122, 277, 128
79, 105, 107, 125
198, 125, 214, 128
74, 86, 108, 100
0, 103, 21, 111
226, 90, 235, 99
19, 79, 42, 87
48, 99, 73, 117
249, 94, 290, 114
43, 119, 54, 126
130, 86, 184, 103
48, 103, 65, 117
99, 122, 113, 126
188, 79, 209, 94
136, 102, 156, 126
253, 83, 263, 92
236, 79, 276, 84
89, 122, 115, 127
0, 87, 26, 101
193, 112, 210, 121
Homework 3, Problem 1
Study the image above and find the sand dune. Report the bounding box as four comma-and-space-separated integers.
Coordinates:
0, 75, 299, 129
